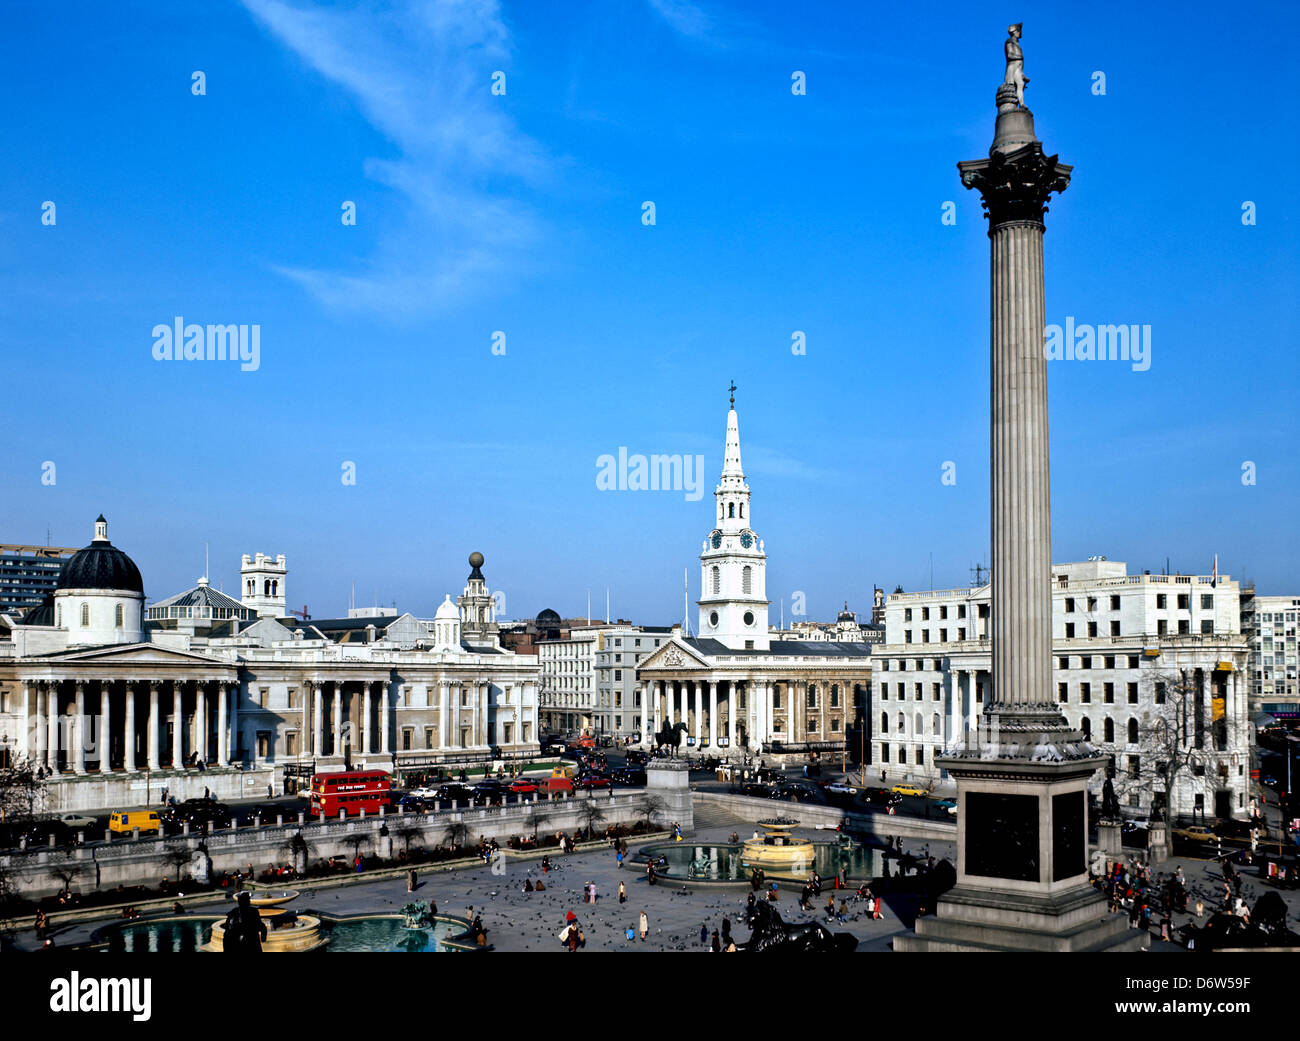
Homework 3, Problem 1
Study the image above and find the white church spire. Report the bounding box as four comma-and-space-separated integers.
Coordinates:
696, 384, 770, 650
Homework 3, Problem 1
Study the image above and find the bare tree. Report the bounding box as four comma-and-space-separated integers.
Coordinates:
578, 797, 607, 838
0, 757, 45, 923
1106, 666, 1245, 850
641, 794, 667, 830
443, 820, 468, 850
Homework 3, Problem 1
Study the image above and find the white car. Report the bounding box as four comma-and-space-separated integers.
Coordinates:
824, 782, 858, 796
409, 786, 440, 799
55, 812, 97, 830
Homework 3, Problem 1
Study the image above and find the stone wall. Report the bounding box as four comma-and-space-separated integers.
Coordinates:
1, 790, 652, 900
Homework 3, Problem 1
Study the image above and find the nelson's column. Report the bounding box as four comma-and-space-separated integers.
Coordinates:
897, 25, 1145, 952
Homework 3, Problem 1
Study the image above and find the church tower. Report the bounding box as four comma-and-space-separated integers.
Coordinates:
458, 551, 501, 649
697, 387, 770, 650
240, 552, 287, 618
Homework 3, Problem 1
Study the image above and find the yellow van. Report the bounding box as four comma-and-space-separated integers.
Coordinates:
109, 810, 161, 835
551, 765, 576, 780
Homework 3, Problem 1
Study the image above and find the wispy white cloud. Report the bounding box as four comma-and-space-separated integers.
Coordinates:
240, 0, 547, 319
646, 0, 715, 40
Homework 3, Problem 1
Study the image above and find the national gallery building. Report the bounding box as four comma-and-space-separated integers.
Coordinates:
0, 521, 540, 812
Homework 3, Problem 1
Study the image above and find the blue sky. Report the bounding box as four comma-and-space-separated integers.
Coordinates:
2, 0, 1297, 624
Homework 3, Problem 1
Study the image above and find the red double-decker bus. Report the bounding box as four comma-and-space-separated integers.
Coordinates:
310, 770, 392, 817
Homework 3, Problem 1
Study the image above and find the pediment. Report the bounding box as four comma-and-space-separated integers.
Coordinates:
640, 638, 713, 671
35, 642, 235, 668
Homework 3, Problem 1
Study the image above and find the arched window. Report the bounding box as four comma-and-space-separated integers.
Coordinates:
114, 603, 123, 628
1103, 717, 1114, 743
880, 712, 889, 733
264, 579, 271, 596
711, 566, 720, 595
80, 603, 89, 627
271, 580, 278, 596
742, 566, 752, 594
915, 712, 923, 735
739, 503, 744, 518
897, 712, 905, 734
932, 713, 941, 737
1080, 716, 1091, 739
728, 503, 735, 518
1127, 718, 1139, 744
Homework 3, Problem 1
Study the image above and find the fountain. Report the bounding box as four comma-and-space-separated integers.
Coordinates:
740, 819, 817, 870
200, 889, 328, 953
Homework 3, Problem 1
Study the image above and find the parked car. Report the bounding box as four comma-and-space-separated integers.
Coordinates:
508, 778, 540, 794
823, 781, 858, 797
409, 785, 441, 799
933, 798, 958, 817
740, 782, 773, 798
891, 783, 929, 798
612, 767, 647, 786
576, 774, 612, 790
433, 784, 474, 804
540, 776, 575, 797
774, 782, 822, 803
1260, 775, 1280, 790
53, 812, 98, 830
8, 819, 75, 847
861, 787, 894, 806
396, 795, 429, 812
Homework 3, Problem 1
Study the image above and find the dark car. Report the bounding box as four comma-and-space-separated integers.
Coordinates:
2, 819, 74, 849
741, 782, 773, 798
861, 787, 895, 806
612, 767, 647, 786
774, 782, 822, 803
168, 798, 232, 828
472, 781, 508, 805
396, 795, 430, 812
624, 749, 648, 766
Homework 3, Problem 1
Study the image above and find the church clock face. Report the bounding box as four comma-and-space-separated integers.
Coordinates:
739, 531, 753, 549
711, 530, 722, 549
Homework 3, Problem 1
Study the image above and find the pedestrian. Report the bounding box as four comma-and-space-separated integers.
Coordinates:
618, 880, 627, 904
639, 910, 648, 941
407, 868, 417, 892
589, 881, 597, 904
34, 909, 47, 941
616, 849, 624, 869
354, 854, 363, 873
711, 929, 721, 952
700, 922, 708, 945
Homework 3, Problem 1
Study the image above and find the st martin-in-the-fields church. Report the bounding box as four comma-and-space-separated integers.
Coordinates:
637, 391, 874, 758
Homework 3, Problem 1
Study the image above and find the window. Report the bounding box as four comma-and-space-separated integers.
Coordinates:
881, 713, 889, 733
1088, 597, 1098, 612
424, 727, 434, 749
402, 728, 413, 750
1110, 621, 1121, 636
1156, 593, 1167, 609
915, 747, 924, 765
1127, 754, 1140, 779
1157, 619, 1168, 636
830, 686, 839, 708
56, 604, 62, 626
1128, 655, 1139, 669
1110, 595, 1121, 610
1104, 656, 1115, 669
1080, 716, 1091, 739
1154, 681, 1166, 704
1058, 682, 1068, 703
1127, 682, 1138, 704
1103, 717, 1114, 742
1200, 620, 1214, 634
80, 603, 89, 627
922, 607, 930, 621
933, 683, 941, 701
1065, 598, 1075, 613
807, 685, 817, 708
1127, 718, 1139, 743
728, 503, 735, 518
1104, 682, 1114, 704
1178, 594, 1189, 610
742, 566, 752, 595
711, 567, 720, 595
285, 731, 299, 757
904, 608, 912, 622
1201, 594, 1213, 610
1065, 622, 1075, 638
114, 603, 123, 628
1088, 622, 1098, 638
1080, 682, 1091, 703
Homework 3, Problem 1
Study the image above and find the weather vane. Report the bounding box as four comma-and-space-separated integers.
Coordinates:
728, 380, 736, 407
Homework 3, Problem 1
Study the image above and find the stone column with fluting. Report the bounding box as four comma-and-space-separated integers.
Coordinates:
148, 681, 161, 770
47, 683, 60, 775
332, 684, 342, 756
216, 682, 228, 764
124, 681, 136, 772
958, 83, 1071, 722
73, 682, 87, 774
172, 682, 183, 767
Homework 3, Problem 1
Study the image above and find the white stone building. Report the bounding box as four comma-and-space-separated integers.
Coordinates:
635, 395, 873, 757
594, 626, 673, 740
1244, 594, 1300, 718
0, 524, 540, 810
870, 559, 1250, 819
537, 626, 606, 735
